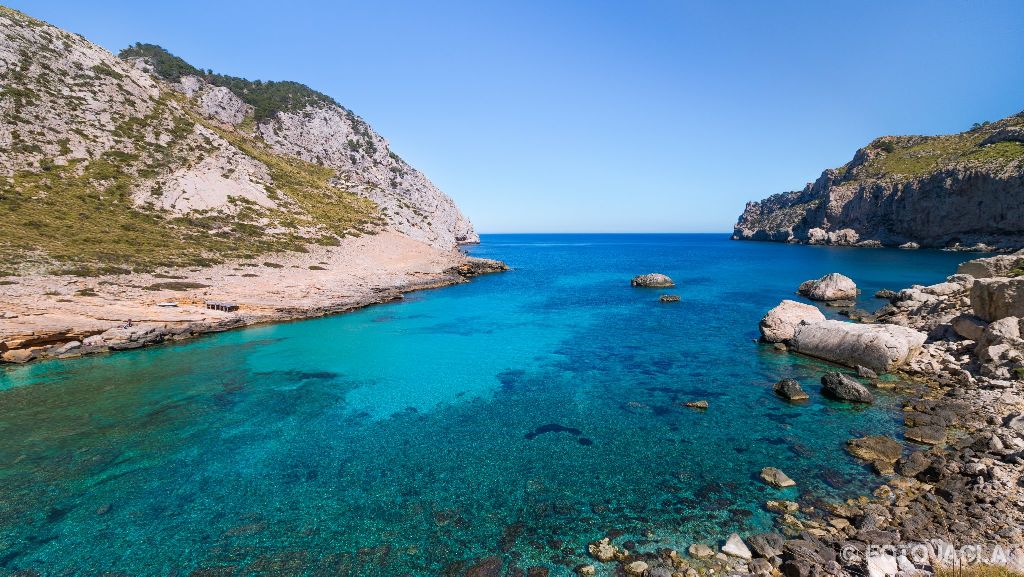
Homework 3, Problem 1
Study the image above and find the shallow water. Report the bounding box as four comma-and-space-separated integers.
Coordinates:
0, 234, 978, 576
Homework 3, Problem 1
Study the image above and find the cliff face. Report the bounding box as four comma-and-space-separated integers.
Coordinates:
733, 113, 1024, 250
0, 7, 474, 276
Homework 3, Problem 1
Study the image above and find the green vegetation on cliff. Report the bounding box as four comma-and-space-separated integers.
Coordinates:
119, 43, 339, 121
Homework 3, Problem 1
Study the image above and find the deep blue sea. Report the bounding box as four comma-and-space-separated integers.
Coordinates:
0, 234, 980, 576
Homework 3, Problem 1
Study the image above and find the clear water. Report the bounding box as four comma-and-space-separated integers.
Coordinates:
0, 234, 978, 576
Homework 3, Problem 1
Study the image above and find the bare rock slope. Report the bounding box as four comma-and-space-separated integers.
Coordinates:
733, 112, 1024, 250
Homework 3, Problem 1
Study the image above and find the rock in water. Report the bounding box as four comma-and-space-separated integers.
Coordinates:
659, 294, 681, 302
722, 533, 753, 560
759, 300, 825, 343
631, 273, 675, 288
760, 467, 796, 488
798, 273, 858, 301
791, 320, 926, 372
684, 400, 709, 409
846, 435, 903, 472
773, 379, 809, 401
820, 372, 874, 403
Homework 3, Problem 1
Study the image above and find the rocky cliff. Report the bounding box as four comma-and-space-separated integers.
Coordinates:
733, 111, 1024, 250
0, 6, 475, 277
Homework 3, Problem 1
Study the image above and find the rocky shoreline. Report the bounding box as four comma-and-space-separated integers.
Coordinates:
0, 232, 508, 366
574, 253, 1024, 577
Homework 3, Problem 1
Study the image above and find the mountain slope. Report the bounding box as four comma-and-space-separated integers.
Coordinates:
0, 7, 473, 277
733, 111, 1024, 250
120, 43, 477, 249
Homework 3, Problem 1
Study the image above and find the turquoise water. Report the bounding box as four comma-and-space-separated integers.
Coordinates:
0, 234, 978, 576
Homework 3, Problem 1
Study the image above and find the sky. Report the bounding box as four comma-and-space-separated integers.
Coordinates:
8, 1, 1024, 233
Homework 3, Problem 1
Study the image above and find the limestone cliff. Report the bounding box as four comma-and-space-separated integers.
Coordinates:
733, 112, 1024, 250
0, 7, 474, 277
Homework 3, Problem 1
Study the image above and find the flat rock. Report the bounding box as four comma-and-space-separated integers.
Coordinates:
760, 467, 796, 488
631, 273, 675, 288
821, 372, 874, 403
846, 435, 903, 466
904, 425, 946, 445
798, 273, 858, 301
684, 400, 709, 409
792, 320, 926, 372
659, 294, 680, 302
759, 300, 825, 343
773, 379, 809, 401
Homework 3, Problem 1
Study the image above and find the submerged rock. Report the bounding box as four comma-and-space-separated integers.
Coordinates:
760, 467, 796, 488
631, 273, 675, 288
791, 320, 926, 372
587, 538, 618, 562
759, 300, 826, 343
821, 372, 874, 403
798, 273, 858, 301
773, 379, 809, 401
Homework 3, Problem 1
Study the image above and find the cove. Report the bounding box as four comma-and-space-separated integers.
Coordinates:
0, 234, 980, 576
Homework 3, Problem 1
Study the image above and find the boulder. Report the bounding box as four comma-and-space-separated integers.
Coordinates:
773, 379, 809, 401
820, 372, 874, 403
951, 314, 987, 341
624, 561, 649, 576
684, 400, 709, 409
970, 277, 1024, 322
856, 365, 878, 379
722, 533, 752, 560
688, 543, 714, 559
760, 467, 796, 488
631, 273, 675, 288
791, 320, 926, 372
1, 348, 35, 364
659, 294, 681, 303
747, 533, 785, 558
798, 273, 858, 301
759, 300, 825, 343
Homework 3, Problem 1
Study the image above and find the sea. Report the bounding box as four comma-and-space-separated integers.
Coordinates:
0, 234, 981, 576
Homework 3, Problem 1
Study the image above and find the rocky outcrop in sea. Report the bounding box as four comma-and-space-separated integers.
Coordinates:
733, 112, 1024, 250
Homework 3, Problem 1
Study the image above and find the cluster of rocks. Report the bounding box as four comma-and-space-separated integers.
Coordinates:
577, 256, 1023, 577
760, 274, 927, 373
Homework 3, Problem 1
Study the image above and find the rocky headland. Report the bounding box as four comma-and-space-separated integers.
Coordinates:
0, 7, 505, 364
733, 112, 1024, 250
576, 252, 1024, 577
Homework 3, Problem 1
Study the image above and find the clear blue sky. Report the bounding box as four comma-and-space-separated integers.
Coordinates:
9, 1, 1024, 233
